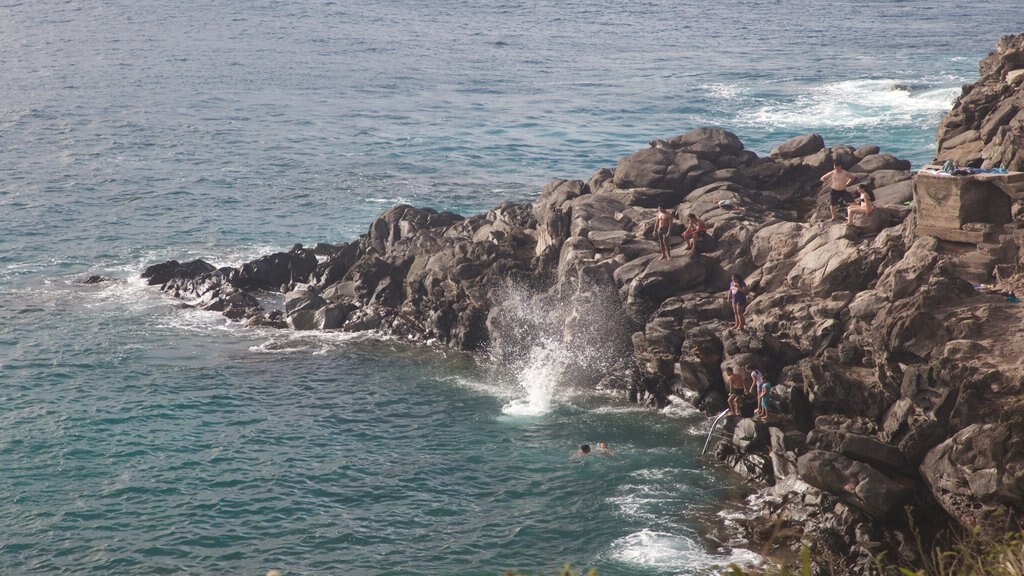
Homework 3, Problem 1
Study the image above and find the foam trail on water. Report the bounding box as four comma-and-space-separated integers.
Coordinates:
740, 78, 961, 129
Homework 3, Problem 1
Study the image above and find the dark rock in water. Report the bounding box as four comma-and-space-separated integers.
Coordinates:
82, 275, 113, 284
141, 259, 216, 286
231, 247, 318, 291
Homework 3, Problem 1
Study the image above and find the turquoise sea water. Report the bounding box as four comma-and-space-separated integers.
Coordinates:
1, 1, 1021, 574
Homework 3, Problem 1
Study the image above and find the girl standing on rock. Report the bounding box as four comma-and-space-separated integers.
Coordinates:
746, 364, 770, 419
729, 273, 747, 329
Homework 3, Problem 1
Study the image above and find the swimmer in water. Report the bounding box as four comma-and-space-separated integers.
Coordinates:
571, 444, 592, 459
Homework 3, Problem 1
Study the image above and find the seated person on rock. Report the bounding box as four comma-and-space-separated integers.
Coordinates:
846, 183, 875, 225
682, 213, 708, 251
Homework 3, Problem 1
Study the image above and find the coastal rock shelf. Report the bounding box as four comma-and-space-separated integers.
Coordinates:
143, 34, 1024, 575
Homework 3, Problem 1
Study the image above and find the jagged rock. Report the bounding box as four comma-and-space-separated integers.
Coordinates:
770, 426, 807, 480
533, 179, 586, 257
624, 253, 706, 321
733, 418, 769, 451
874, 237, 939, 300
313, 242, 363, 289
798, 358, 893, 422
368, 204, 464, 253
231, 247, 318, 291
937, 34, 1024, 170
785, 233, 874, 297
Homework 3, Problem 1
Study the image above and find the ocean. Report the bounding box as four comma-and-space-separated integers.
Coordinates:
0, 1, 1019, 574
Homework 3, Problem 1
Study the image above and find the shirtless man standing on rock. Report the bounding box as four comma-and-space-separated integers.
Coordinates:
820, 159, 856, 222
654, 206, 674, 260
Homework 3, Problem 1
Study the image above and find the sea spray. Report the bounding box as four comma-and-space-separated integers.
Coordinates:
487, 274, 637, 415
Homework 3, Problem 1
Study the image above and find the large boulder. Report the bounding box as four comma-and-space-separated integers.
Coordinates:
785, 235, 871, 297
624, 254, 707, 321
770, 133, 825, 160
849, 153, 911, 173
921, 422, 1024, 531
613, 146, 706, 192
733, 418, 769, 452
663, 127, 745, 158
798, 450, 911, 519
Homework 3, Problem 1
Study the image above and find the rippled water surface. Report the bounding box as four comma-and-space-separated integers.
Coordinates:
1, 0, 1021, 573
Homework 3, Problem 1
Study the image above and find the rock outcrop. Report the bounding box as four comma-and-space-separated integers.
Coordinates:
936, 33, 1024, 170
142, 36, 1024, 575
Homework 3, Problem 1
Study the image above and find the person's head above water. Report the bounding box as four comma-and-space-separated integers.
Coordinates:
580, 444, 591, 454
598, 442, 608, 450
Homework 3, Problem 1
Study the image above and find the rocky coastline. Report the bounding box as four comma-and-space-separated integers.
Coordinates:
142, 35, 1024, 573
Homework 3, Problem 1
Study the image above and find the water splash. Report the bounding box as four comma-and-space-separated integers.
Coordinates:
492, 280, 632, 417
500, 336, 563, 416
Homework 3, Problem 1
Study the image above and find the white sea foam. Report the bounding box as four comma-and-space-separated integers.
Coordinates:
248, 329, 371, 355
607, 478, 687, 523
586, 403, 649, 415
660, 394, 704, 420
739, 78, 961, 129
608, 529, 762, 575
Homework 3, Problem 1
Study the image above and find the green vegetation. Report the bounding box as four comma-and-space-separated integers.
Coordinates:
720, 528, 1024, 576
503, 566, 598, 576
499, 528, 1024, 576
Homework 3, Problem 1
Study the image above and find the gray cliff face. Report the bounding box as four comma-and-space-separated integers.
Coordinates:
143, 36, 1024, 573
